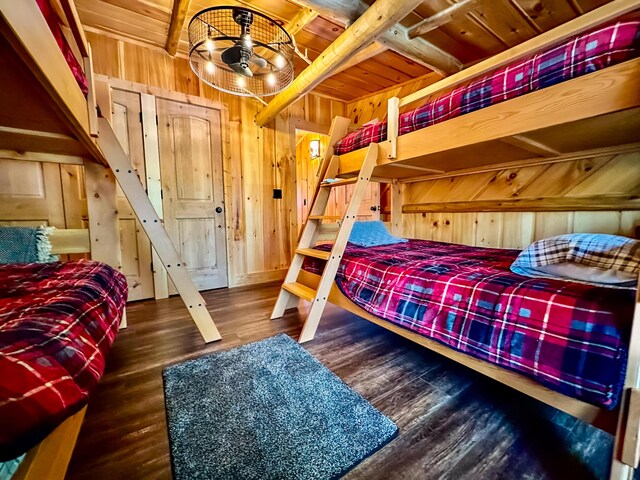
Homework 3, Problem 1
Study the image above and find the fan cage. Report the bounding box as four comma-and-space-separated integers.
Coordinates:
189, 6, 295, 97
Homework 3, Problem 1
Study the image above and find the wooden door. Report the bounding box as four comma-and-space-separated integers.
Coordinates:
156, 98, 227, 291
326, 183, 380, 220
110, 89, 155, 301
0, 159, 66, 227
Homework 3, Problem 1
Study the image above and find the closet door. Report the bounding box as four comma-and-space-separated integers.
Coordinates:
326, 183, 380, 221
0, 160, 65, 227
110, 89, 155, 301
156, 99, 227, 291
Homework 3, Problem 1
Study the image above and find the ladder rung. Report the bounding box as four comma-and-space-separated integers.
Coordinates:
296, 248, 331, 260
309, 215, 342, 220
282, 282, 316, 301
321, 177, 358, 188
317, 224, 339, 241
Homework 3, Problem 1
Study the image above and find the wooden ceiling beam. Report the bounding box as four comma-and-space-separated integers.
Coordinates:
407, 0, 481, 39
285, 7, 319, 36
332, 41, 387, 75
291, 0, 462, 75
255, 0, 426, 126
165, 0, 191, 56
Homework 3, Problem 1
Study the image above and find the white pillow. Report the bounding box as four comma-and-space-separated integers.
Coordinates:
535, 263, 636, 285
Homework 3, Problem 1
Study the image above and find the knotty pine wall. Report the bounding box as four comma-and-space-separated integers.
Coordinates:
84, 31, 345, 287
345, 75, 640, 246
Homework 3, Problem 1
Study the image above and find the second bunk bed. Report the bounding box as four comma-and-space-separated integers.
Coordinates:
273, 1, 640, 479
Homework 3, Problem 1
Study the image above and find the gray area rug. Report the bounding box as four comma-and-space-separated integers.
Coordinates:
163, 334, 398, 480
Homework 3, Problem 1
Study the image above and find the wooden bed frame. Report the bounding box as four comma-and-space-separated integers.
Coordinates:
275, 1, 640, 479
0, 0, 223, 477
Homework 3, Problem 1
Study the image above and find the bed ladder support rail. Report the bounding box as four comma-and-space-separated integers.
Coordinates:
83, 43, 98, 137
95, 117, 221, 343
387, 96, 399, 159
621, 388, 640, 469
611, 269, 640, 479
271, 143, 378, 343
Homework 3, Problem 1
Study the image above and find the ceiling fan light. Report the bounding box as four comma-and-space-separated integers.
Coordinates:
189, 7, 294, 97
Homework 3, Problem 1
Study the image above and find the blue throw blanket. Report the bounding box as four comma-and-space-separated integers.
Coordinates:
0, 226, 57, 264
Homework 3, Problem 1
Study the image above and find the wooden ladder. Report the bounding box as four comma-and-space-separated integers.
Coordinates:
96, 117, 221, 343
271, 142, 378, 343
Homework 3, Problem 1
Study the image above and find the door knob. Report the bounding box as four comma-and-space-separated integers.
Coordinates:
370, 206, 378, 212
215, 206, 223, 213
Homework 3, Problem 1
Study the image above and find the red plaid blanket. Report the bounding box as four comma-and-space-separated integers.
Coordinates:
0, 260, 127, 459
334, 19, 640, 155
304, 240, 634, 409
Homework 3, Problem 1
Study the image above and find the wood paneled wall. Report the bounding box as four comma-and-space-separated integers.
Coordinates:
87, 31, 346, 287
403, 152, 640, 247
345, 75, 640, 245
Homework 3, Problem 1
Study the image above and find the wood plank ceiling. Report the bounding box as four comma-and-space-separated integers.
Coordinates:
75, 0, 612, 101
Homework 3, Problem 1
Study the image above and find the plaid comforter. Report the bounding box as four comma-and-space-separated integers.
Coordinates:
334, 19, 640, 155
0, 260, 127, 459
304, 240, 634, 409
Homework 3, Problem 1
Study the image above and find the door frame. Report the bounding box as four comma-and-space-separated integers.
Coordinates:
289, 118, 330, 242
97, 75, 231, 293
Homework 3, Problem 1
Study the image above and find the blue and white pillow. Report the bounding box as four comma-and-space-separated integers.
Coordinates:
511, 233, 640, 287
348, 221, 407, 247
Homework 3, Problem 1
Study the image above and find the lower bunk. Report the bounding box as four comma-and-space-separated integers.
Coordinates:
297, 238, 637, 451
0, 258, 127, 479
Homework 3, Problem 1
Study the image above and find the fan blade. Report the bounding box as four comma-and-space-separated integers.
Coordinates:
249, 54, 267, 68
221, 45, 242, 65
229, 62, 254, 78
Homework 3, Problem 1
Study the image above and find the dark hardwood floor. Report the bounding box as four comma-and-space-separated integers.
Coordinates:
67, 281, 615, 480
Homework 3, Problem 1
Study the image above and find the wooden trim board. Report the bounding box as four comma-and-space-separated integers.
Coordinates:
50, 228, 91, 254
140, 93, 168, 300
403, 195, 640, 213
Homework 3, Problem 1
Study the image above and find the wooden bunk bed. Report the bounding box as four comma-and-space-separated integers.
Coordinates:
0, 0, 222, 478
272, 1, 640, 479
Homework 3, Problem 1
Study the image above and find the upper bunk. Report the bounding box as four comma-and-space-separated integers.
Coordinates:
333, 0, 640, 181
0, 0, 105, 164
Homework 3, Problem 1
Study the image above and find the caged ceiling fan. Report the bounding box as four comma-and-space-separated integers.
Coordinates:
189, 6, 295, 97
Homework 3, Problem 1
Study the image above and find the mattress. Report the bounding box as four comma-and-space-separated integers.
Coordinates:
334, 19, 640, 156
36, 0, 89, 95
0, 260, 127, 460
303, 240, 634, 409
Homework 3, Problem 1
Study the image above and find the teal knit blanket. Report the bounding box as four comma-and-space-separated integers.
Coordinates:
0, 226, 58, 264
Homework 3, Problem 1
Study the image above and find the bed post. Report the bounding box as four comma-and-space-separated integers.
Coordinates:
387, 96, 399, 159
390, 180, 402, 237
84, 159, 126, 330
610, 269, 640, 479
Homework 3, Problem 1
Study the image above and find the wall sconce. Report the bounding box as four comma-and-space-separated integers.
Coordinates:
309, 139, 320, 159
